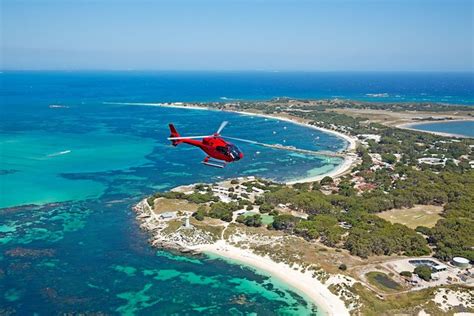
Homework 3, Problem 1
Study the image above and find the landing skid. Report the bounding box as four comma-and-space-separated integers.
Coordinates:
202, 157, 227, 168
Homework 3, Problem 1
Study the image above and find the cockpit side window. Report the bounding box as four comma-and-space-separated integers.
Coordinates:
216, 146, 227, 154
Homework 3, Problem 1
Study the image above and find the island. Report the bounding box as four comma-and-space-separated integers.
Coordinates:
132, 98, 474, 315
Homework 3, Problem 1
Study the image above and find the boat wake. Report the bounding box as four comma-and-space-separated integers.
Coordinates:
47, 150, 71, 157
366, 93, 389, 98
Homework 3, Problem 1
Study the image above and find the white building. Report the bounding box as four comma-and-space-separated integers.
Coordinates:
358, 134, 381, 143
417, 157, 446, 166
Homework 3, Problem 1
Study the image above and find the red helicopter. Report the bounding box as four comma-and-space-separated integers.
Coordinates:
168, 121, 253, 168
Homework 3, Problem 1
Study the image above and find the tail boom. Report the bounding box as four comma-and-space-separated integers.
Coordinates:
169, 124, 182, 146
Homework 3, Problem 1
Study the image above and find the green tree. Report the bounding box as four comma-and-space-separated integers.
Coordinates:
244, 214, 263, 227
208, 202, 238, 222
381, 153, 397, 164
192, 205, 207, 221
194, 183, 206, 191
320, 176, 334, 186
338, 181, 356, 197
293, 182, 311, 191
429, 218, 474, 261
415, 226, 432, 236
272, 214, 300, 231
291, 192, 333, 214
414, 266, 431, 281
259, 203, 274, 213
236, 215, 246, 224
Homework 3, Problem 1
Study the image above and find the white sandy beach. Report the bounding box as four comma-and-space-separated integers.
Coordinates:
286, 153, 357, 185
136, 196, 353, 316
192, 240, 350, 316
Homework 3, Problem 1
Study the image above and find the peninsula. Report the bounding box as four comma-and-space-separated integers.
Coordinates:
133, 99, 474, 315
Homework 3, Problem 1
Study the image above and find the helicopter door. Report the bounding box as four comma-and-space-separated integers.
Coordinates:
216, 146, 228, 155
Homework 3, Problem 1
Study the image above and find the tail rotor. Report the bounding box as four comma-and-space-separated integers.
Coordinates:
169, 124, 181, 146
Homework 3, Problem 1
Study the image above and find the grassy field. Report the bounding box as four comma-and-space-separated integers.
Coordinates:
191, 218, 225, 241
331, 108, 473, 127
153, 198, 199, 214
354, 283, 474, 316
376, 205, 443, 229
162, 219, 183, 234
353, 283, 441, 316
242, 211, 274, 225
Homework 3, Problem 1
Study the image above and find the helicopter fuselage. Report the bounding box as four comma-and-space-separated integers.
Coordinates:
179, 136, 243, 163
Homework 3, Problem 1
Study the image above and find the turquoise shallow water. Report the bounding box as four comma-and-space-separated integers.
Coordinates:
408, 120, 474, 138
2, 71, 469, 314
0, 130, 155, 207
0, 105, 344, 209
0, 72, 352, 315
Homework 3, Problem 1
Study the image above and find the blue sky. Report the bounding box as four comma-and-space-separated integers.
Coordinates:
1, 0, 473, 71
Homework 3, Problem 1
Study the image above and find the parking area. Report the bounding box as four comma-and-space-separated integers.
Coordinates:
382, 257, 473, 288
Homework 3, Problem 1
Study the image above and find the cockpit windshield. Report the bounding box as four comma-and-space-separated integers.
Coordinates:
227, 144, 242, 161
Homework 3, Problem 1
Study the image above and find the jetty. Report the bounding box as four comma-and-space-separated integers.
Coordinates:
263, 143, 346, 158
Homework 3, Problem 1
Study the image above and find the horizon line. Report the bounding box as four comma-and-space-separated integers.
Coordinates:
2, 69, 474, 73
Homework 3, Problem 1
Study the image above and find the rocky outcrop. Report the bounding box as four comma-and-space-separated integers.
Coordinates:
133, 199, 213, 253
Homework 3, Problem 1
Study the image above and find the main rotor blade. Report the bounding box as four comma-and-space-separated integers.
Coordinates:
216, 121, 228, 135
168, 135, 210, 140
221, 136, 260, 145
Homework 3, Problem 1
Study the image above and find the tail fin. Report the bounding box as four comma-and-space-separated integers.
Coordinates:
169, 123, 182, 146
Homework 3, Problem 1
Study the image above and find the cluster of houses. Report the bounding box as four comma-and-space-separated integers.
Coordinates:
207, 176, 265, 203
357, 134, 381, 146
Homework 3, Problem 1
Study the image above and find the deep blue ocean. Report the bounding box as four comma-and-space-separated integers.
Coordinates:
0, 71, 473, 315
1, 71, 473, 107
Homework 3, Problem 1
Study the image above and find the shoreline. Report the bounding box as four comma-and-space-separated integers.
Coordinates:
228, 109, 358, 184
128, 103, 359, 315
107, 101, 359, 184
193, 241, 350, 316
106, 101, 357, 151
286, 153, 356, 184
134, 193, 353, 316
396, 119, 474, 139
230, 109, 357, 152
